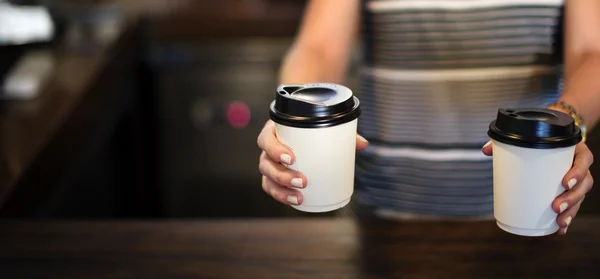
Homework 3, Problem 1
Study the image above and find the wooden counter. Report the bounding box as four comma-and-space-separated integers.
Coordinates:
0, 217, 599, 278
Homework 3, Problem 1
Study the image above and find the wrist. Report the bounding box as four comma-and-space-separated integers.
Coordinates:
548, 100, 587, 143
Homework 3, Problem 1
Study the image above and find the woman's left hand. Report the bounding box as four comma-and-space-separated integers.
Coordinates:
482, 141, 594, 235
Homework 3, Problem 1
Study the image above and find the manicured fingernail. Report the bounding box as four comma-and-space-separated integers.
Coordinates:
565, 216, 573, 226
482, 140, 492, 149
563, 227, 568, 234
280, 154, 292, 164
287, 195, 298, 205
357, 134, 369, 144
291, 178, 303, 188
560, 202, 569, 213
568, 178, 577, 189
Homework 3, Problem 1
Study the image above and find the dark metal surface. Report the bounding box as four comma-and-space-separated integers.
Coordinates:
0, 17, 160, 218
150, 38, 305, 217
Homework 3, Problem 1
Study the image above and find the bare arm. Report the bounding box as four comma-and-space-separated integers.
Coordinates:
257, 0, 365, 206
485, 4, 598, 234
553, 0, 600, 130
279, 0, 360, 84
540, 1, 597, 235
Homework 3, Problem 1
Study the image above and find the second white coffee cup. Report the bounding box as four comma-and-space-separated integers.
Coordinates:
269, 83, 361, 213
488, 108, 582, 236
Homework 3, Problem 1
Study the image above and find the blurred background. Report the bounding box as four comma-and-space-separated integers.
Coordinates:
0, 0, 597, 220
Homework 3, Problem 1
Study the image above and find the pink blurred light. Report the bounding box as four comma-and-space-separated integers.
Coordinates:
226, 101, 251, 128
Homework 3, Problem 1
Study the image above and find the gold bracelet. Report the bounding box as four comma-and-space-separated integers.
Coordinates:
549, 101, 587, 143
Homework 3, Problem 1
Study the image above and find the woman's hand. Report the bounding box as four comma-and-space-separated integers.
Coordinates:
257, 120, 369, 205
482, 141, 594, 235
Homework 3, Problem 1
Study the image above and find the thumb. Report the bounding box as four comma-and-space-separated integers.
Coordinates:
481, 140, 493, 156
357, 134, 369, 150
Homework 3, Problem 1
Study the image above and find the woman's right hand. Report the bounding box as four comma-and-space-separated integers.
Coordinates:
257, 120, 369, 205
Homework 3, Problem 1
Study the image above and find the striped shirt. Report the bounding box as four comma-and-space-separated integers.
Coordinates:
354, 0, 564, 219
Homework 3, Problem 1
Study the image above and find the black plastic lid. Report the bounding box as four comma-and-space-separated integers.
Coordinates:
488, 108, 582, 149
269, 83, 361, 128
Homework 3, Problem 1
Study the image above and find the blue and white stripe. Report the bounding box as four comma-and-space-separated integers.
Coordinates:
355, 0, 564, 218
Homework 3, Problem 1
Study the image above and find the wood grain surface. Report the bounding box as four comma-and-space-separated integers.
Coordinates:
0, 217, 598, 278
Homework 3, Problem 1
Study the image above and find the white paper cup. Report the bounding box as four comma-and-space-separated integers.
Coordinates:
491, 140, 575, 236
269, 83, 361, 213
488, 108, 582, 237
275, 120, 357, 212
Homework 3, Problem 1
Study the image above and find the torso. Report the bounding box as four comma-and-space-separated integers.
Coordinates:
355, 0, 564, 219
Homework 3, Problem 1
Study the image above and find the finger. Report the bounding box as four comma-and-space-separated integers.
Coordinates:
553, 171, 593, 214
562, 143, 594, 190
481, 140, 492, 156
356, 134, 369, 150
257, 120, 295, 164
556, 199, 583, 235
259, 152, 307, 189
262, 176, 303, 205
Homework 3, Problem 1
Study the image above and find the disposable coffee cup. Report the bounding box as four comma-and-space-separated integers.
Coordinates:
488, 108, 582, 236
269, 83, 361, 213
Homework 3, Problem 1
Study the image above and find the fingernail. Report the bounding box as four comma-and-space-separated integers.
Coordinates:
280, 154, 292, 165
568, 178, 577, 189
482, 140, 492, 149
565, 216, 573, 226
560, 202, 569, 213
291, 178, 303, 188
563, 227, 568, 234
287, 195, 298, 205
357, 134, 369, 144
